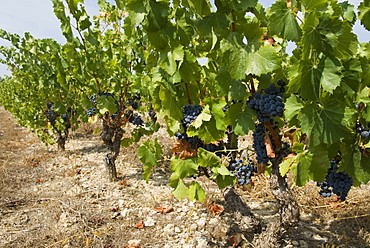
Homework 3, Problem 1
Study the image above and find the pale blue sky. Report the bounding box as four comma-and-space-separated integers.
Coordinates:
0, 0, 369, 76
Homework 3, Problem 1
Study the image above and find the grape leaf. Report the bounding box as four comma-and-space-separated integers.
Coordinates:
197, 148, 221, 168
291, 148, 329, 186
216, 174, 236, 188
96, 95, 118, 115
188, 181, 206, 202
138, 139, 163, 182
300, 102, 355, 147
289, 55, 342, 102
267, 0, 302, 42
187, 117, 226, 143
284, 94, 304, 121
300, 0, 327, 10
170, 157, 198, 178
172, 179, 189, 200
192, 105, 212, 128
358, 0, 370, 31
233, 107, 255, 136
232, 0, 257, 12
341, 141, 370, 186
195, 12, 230, 37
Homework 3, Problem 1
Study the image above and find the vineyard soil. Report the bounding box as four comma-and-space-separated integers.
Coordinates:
0, 106, 369, 248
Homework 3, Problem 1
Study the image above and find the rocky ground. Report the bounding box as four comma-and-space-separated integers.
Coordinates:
0, 105, 370, 248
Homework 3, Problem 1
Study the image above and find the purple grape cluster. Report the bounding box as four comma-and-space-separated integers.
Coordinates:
182, 104, 202, 128
356, 121, 370, 138
229, 158, 257, 186
252, 122, 269, 165
46, 102, 57, 124
247, 80, 286, 122
128, 93, 141, 110
124, 109, 144, 126
317, 159, 353, 201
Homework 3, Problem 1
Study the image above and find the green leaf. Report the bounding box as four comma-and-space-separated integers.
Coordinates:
301, 0, 327, 10
172, 179, 189, 200
192, 105, 212, 128
291, 148, 330, 186
96, 95, 118, 115
341, 141, 370, 185
187, 117, 226, 143
198, 148, 222, 168
280, 156, 296, 177
358, 0, 370, 31
195, 12, 230, 37
289, 55, 342, 101
267, 0, 302, 42
299, 102, 355, 147
183, 0, 211, 17
233, 107, 255, 136
170, 157, 198, 179
138, 138, 163, 182
188, 181, 206, 202
232, 0, 257, 12
159, 86, 182, 121
216, 174, 236, 188
225, 39, 281, 79
284, 94, 304, 121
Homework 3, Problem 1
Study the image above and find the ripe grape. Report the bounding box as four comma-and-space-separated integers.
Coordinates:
317, 159, 353, 201
252, 122, 269, 165
182, 104, 202, 128
247, 81, 285, 122
228, 158, 257, 186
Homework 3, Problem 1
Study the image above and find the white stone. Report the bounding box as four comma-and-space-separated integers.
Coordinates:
144, 217, 156, 227
197, 217, 207, 228
174, 226, 181, 233
163, 223, 175, 234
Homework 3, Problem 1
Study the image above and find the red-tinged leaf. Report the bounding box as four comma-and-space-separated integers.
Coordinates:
134, 221, 145, 229
229, 232, 243, 246
171, 139, 198, 160
208, 203, 224, 215
154, 206, 174, 214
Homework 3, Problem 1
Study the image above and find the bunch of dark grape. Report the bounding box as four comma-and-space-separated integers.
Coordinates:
128, 93, 141, 110
317, 159, 353, 201
228, 158, 257, 186
247, 80, 286, 122
252, 122, 269, 165
129, 113, 144, 126
124, 109, 144, 126
182, 104, 202, 128
46, 102, 56, 124
355, 121, 370, 138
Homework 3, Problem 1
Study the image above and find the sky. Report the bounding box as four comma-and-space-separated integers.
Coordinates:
0, 0, 369, 76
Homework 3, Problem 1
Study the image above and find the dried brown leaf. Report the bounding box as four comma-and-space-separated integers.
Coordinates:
154, 206, 174, 214
264, 134, 275, 158
208, 203, 224, 216
171, 139, 198, 160
134, 220, 145, 229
